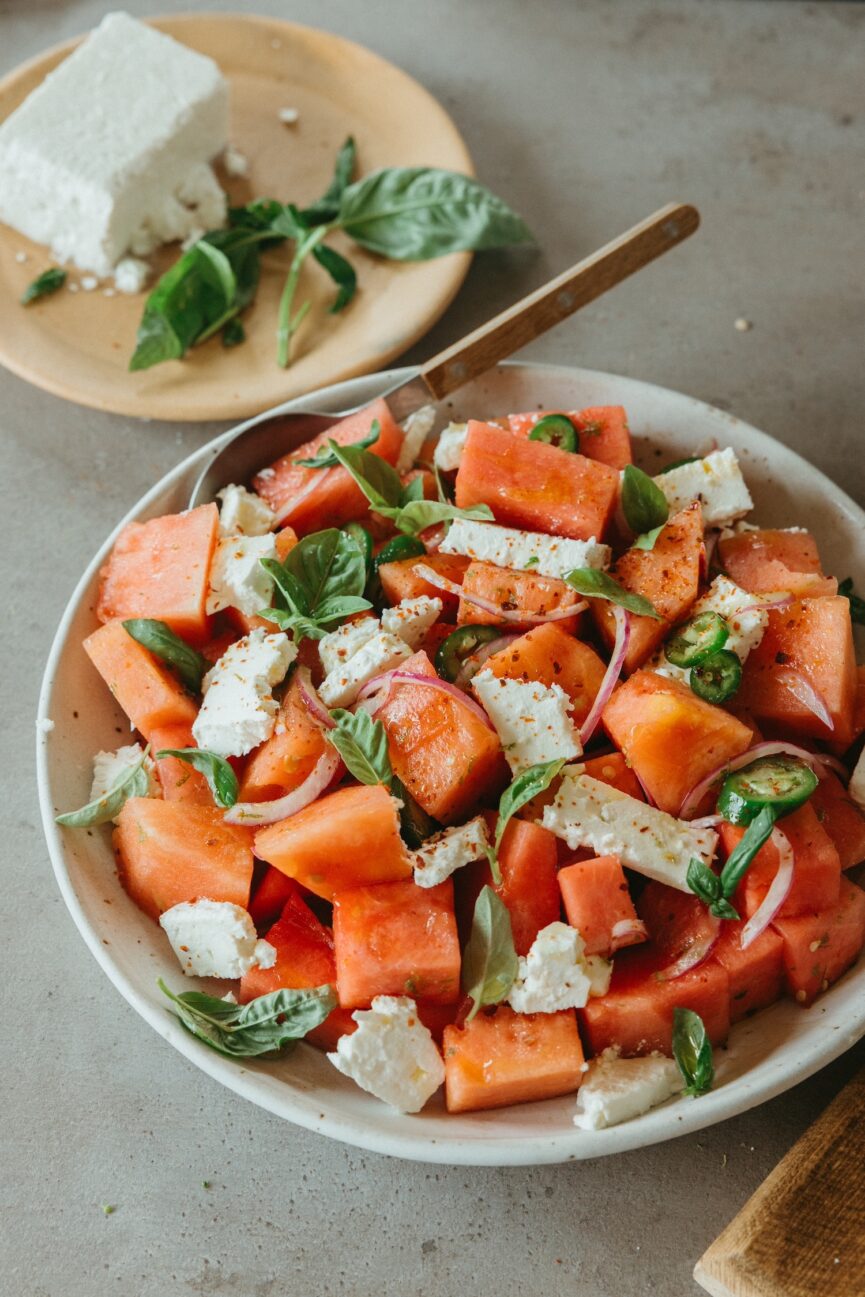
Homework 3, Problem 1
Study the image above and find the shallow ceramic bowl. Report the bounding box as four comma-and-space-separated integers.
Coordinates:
36, 362, 865, 1165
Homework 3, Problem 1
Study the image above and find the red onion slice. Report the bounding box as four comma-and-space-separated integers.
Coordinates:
295, 666, 335, 730
774, 666, 834, 732
273, 469, 332, 525
678, 740, 843, 819
654, 915, 721, 981
413, 563, 587, 625
354, 671, 396, 717
356, 667, 496, 730
610, 917, 648, 951
579, 606, 630, 745
736, 594, 794, 615
740, 827, 795, 948
454, 632, 520, 687
225, 747, 342, 826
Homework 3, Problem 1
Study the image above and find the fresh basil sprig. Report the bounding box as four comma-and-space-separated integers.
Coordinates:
685, 859, 740, 921
122, 618, 209, 693
326, 709, 392, 786
56, 746, 151, 828
155, 748, 238, 809
672, 1007, 714, 1097
462, 886, 519, 1023
564, 568, 662, 619
21, 267, 67, 304
158, 979, 336, 1058
839, 577, 865, 626
686, 803, 777, 919
296, 421, 379, 469
621, 465, 669, 541
491, 759, 566, 884
259, 527, 371, 642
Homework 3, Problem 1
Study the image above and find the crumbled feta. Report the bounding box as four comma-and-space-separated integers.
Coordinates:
328, 996, 444, 1112
192, 629, 296, 757
397, 404, 437, 474
541, 768, 717, 891
573, 1049, 682, 1129
433, 422, 468, 472
440, 517, 610, 581
206, 534, 278, 618
412, 816, 490, 888
278, 106, 300, 125
651, 575, 769, 683
471, 672, 582, 774
318, 631, 412, 708
318, 617, 381, 676
381, 596, 443, 649
217, 483, 276, 538
36, 716, 55, 734
159, 900, 276, 978
653, 448, 753, 529
81, 275, 99, 291
0, 12, 228, 275
849, 750, 865, 812
113, 256, 150, 294
90, 743, 160, 822
508, 922, 605, 1013
223, 144, 249, 177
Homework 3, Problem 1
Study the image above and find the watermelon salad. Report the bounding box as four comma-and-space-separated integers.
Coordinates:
53, 398, 865, 1128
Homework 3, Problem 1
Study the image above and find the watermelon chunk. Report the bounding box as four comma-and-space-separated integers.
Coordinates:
443, 1007, 585, 1112
559, 855, 646, 958
772, 879, 865, 1005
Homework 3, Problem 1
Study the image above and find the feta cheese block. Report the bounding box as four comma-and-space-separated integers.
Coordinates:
508, 922, 610, 1014
440, 518, 611, 581
217, 484, 276, 537
206, 534, 278, 618
651, 574, 769, 683
192, 629, 296, 757
541, 768, 717, 891
573, 1049, 682, 1130
328, 996, 445, 1113
381, 596, 443, 650
471, 671, 582, 774
433, 422, 468, 472
159, 900, 277, 978
0, 12, 229, 274
90, 742, 160, 821
318, 631, 412, 709
652, 448, 753, 529
318, 617, 381, 677
396, 404, 437, 474
412, 815, 490, 888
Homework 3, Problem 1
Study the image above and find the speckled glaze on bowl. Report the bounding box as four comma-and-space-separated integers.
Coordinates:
36, 362, 865, 1165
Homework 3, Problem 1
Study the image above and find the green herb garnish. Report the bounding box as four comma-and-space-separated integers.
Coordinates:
259, 527, 371, 642
491, 759, 566, 884
56, 746, 152, 828
325, 709, 392, 787
672, 1007, 714, 1096
462, 886, 519, 1023
122, 618, 208, 693
296, 421, 379, 468
621, 465, 669, 540
564, 568, 662, 619
21, 267, 66, 304
154, 748, 238, 809
158, 979, 337, 1058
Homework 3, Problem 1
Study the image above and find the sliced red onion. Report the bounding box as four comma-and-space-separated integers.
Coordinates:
678, 740, 843, 819
579, 606, 630, 745
610, 917, 648, 951
654, 915, 721, 981
737, 594, 795, 615
273, 469, 331, 525
740, 827, 795, 948
354, 671, 396, 717
774, 666, 834, 732
225, 747, 342, 826
295, 666, 335, 730
454, 633, 520, 687
413, 563, 587, 625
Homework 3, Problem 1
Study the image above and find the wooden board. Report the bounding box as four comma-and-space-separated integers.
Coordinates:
695, 1067, 865, 1297
0, 14, 473, 421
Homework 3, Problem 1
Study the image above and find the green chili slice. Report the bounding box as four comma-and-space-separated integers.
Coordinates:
689, 649, 742, 704
717, 755, 818, 826
528, 414, 578, 453
665, 611, 730, 669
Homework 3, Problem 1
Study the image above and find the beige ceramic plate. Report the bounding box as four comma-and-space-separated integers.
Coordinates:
0, 14, 473, 421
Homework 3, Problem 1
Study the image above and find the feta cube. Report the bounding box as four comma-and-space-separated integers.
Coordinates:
217, 484, 276, 537
90, 742, 160, 821
113, 256, 150, 294
192, 629, 296, 757
651, 575, 769, 683
433, 422, 468, 472
653, 448, 753, 529
541, 768, 717, 891
222, 145, 249, 177
0, 12, 229, 274
318, 631, 412, 708
206, 534, 278, 618
396, 404, 437, 474
381, 596, 443, 650
318, 617, 381, 677
159, 900, 277, 979
441, 518, 610, 581
573, 1049, 682, 1129
412, 816, 490, 888
471, 672, 582, 774
328, 996, 445, 1113
508, 922, 607, 1013
848, 750, 865, 812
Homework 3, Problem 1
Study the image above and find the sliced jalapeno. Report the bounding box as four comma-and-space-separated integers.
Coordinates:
717, 755, 818, 825
528, 414, 578, 453
665, 611, 730, 669
343, 522, 373, 576
435, 624, 503, 683
689, 649, 742, 704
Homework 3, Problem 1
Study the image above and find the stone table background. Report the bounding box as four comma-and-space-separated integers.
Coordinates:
2, 1, 864, 1293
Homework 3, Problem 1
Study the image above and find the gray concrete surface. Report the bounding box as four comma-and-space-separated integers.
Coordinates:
3, 1, 865, 1294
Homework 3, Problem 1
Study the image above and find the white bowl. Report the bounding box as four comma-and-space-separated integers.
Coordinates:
36, 361, 865, 1166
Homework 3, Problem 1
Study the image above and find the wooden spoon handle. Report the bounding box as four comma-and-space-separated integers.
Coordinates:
419, 202, 700, 401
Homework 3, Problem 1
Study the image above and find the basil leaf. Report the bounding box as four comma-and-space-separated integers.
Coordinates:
564, 568, 662, 620
261, 530, 372, 643
327, 441, 404, 510
382, 499, 495, 539
301, 136, 357, 225
686, 858, 739, 920
399, 474, 427, 505
839, 577, 865, 626
314, 594, 375, 624
56, 747, 151, 827
462, 886, 519, 1023
672, 1007, 714, 1097
155, 748, 239, 809
337, 168, 532, 260
313, 243, 357, 313
718, 804, 777, 899
296, 421, 379, 469
21, 267, 67, 304
259, 606, 328, 642
621, 465, 669, 536
493, 759, 566, 883
158, 979, 337, 1058
326, 709, 392, 786
122, 618, 208, 693
222, 318, 246, 348
632, 523, 666, 552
